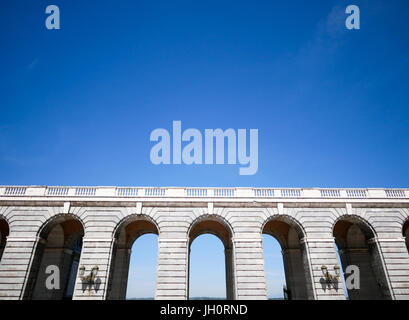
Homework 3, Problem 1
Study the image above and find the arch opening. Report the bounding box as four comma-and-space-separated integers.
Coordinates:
107, 216, 159, 300
0, 218, 10, 263
188, 217, 235, 300
189, 234, 226, 299
25, 216, 84, 300
333, 217, 391, 300
403, 220, 409, 252
262, 218, 310, 300
262, 234, 285, 299
125, 234, 158, 299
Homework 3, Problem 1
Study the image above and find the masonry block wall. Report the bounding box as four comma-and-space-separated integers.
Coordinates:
0, 187, 408, 300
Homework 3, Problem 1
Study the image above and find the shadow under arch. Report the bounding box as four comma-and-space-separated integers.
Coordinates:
24, 213, 84, 300
106, 214, 159, 300
0, 215, 10, 263
403, 218, 409, 252
333, 214, 392, 300
187, 214, 235, 300
37, 213, 86, 240
261, 214, 312, 300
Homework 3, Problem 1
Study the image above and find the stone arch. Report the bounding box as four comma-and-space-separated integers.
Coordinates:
24, 214, 84, 300
113, 214, 159, 248
332, 214, 377, 249
187, 214, 235, 300
261, 214, 309, 300
37, 213, 86, 240
0, 214, 10, 263
188, 214, 234, 248
261, 214, 306, 246
333, 215, 391, 300
106, 214, 159, 300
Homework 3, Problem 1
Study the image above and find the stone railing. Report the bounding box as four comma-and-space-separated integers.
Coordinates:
0, 186, 408, 200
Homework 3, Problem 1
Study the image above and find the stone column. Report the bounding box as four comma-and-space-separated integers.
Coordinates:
0, 232, 4, 261
234, 236, 267, 300
155, 237, 189, 300
300, 237, 347, 300
282, 248, 308, 299
62, 249, 79, 298
224, 247, 235, 300
339, 239, 390, 300
72, 237, 115, 300
0, 236, 42, 300
107, 247, 131, 299
374, 237, 409, 300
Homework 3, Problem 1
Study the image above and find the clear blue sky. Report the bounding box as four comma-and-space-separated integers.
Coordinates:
1, 0, 408, 298
1, 0, 408, 187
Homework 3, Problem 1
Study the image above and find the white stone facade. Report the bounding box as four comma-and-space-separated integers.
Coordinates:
0, 186, 408, 300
